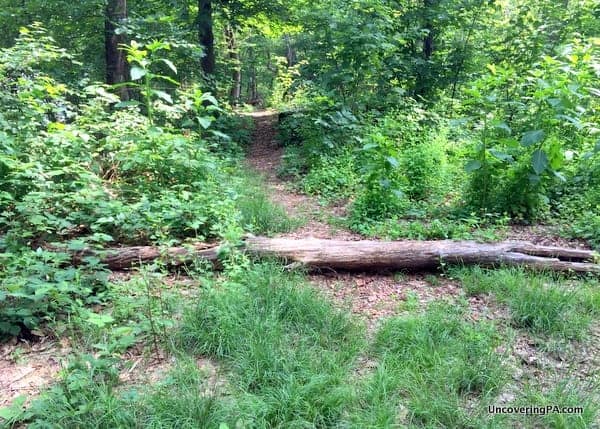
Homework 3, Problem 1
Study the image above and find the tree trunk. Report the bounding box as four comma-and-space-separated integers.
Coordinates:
225, 24, 241, 105
414, 0, 435, 98
198, 0, 215, 75
284, 34, 296, 67
74, 238, 600, 273
105, 0, 129, 100
246, 46, 259, 105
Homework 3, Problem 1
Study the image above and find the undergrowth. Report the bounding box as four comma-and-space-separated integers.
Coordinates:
3, 262, 598, 428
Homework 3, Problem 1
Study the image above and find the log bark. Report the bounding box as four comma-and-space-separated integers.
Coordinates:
84, 238, 599, 274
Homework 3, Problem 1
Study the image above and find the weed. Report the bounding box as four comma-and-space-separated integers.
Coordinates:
234, 172, 303, 235
425, 274, 441, 287
397, 291, 420, 313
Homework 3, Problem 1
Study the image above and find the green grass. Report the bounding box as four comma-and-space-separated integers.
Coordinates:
352, 303, 508, 428
452, 267, 599, 340
489, 382, 599, 429
1, 354, 230, 429
179, 262, 364, 427
235, 172, 304, 235
3, 263, 598, 428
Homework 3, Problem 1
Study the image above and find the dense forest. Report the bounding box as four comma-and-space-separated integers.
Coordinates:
1, 0, 599, 427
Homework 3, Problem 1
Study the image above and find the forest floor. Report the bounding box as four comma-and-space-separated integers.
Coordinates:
242, 110, 600, 425
1, 110, 598, 427
244, 110, 594, 324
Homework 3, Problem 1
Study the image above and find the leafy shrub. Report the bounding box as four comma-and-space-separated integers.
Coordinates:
301, 150, 360, 199
350, 106, 448, 224
0, 246, 108, 338
462, 40, 599, 221
0, 28, 259, 337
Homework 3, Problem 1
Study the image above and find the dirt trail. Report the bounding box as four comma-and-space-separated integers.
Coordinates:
244, 111, 469, 325
246, 110, 361, 240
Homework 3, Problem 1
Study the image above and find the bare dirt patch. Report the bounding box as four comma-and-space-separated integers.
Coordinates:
310, 272, 463, 328
505, 224, 591, 249
0, 337, 70, 408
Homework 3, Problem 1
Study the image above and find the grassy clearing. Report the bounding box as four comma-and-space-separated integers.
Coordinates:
2, 263, 598, 428
180, 263, 365, 427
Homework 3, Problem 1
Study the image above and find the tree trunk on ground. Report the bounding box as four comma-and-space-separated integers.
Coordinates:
198, 0, 215, 75
225, 24, 241, 105
73, 238, 600, 273
105, 0, 129, 100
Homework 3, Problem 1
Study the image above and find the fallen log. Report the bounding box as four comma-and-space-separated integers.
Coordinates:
86, 238, 599, 274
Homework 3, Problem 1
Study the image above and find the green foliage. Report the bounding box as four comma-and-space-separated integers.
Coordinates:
1, 354, 229, 428
0, 246, 108, 338
300, 149, 359, 199
234, 172, 303, 235
349, 106, 449, 224
0, 28, 265, 338
462, 39, 600, 220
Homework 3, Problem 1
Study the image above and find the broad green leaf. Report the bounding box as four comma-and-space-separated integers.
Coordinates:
552, 170, 567, 182
197, 116, 213, 129
115, 100, 140, 108
488, 149, 513, 162
492, 122, 511, 135
521, 130, 545, 147
465, 160, 482, 172
532, 149, 549, 174
86, 313, 114, 328
160, 58, 177, 74
386, 156, 399, 168
152, 90, 173, 104
210, 130, 231, 140
201, 93, 218, 105
130, 66, 147, 80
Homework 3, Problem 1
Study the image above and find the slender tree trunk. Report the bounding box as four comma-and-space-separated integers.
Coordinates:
284, 34, 296, 67
105, 0, 129, 100
450, 13, 476, 101
247, 47, 258, 104
414, 0, 435, 98
198, 0, 215, 75
225, 24, 241, 105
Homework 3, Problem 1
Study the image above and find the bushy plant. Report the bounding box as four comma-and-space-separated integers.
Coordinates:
462, 39, 599, 221
301, 150, 360, 199
350, 106, 449, 223
0, 28, 258, 337
0, 245, 109, 338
